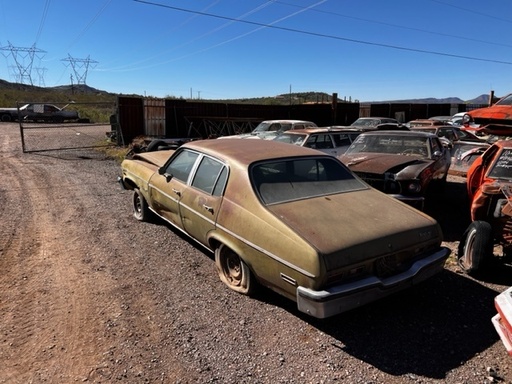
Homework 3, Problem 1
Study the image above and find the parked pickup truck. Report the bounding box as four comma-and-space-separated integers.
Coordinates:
0, 103, 79, 123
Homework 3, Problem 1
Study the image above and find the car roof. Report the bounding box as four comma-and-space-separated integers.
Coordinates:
278, 127, 362, 135
259, 119, 316, 124
358, 130, 437, 138
183, 138, 328, 166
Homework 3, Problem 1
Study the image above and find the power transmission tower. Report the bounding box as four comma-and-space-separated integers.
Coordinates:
0, 42, 46, 85
35, 67, 48, 86
61, 54, 98, 86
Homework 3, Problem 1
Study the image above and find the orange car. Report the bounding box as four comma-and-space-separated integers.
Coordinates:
463, 93, 512, 136
458, 140, 512, 274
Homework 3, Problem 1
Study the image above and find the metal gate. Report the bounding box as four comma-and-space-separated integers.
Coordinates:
18, 101, 118, 153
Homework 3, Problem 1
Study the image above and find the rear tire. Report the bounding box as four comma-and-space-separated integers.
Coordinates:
133, 188, 151, 221
215, 244, 254, 295
457, 220, 493, 275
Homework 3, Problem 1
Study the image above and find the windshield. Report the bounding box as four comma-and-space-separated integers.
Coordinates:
350, 118, 379, 127
273, 133, 307, 145
251, 157, 366, 205
345, 134, 429, 157
488, 148, 512, 180
495, 94, 512, 106
253, 122, 292, 134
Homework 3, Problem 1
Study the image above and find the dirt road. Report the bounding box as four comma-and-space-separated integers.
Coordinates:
1, 122, 511, 383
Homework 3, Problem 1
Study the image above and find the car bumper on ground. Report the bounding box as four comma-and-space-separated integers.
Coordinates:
296, 247, 450, 319
492, 286, 512, 356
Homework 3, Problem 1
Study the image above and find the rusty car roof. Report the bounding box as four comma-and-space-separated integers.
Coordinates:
275, 127, 362, 135
356, 130, 437, 138
183, 138, 327, 166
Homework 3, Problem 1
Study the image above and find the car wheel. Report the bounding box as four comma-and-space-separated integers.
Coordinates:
1, 114, 12, 122
215, 244, 254, 295
133, 188, 151, 221
457, 220, 493, 275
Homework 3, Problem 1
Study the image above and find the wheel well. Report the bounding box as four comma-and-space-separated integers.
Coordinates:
123, 178, 138, 190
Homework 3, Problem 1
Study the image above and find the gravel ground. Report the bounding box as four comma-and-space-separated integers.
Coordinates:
1, 122, 512, 383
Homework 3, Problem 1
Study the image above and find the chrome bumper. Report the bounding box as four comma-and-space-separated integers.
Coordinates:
296, 247, 450, 319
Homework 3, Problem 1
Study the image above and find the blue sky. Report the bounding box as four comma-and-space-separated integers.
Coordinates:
0, 0, 511, 102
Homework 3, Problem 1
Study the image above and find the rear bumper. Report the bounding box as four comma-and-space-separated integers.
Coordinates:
296, 247, 450, 319
492, 286, 512, 356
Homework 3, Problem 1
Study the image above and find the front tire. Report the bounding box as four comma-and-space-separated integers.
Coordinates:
133, 188, 150, 221
457, 220, 493, 275
215, 244, 254, 295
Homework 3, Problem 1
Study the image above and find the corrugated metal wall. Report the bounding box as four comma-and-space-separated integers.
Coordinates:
117, 96, 485, 144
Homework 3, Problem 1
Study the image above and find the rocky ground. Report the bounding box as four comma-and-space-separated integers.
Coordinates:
1, 122, 511, 383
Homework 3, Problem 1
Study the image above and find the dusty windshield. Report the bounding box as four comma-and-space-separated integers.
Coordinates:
346, 134, 429, 157
253, 122, 292, 133
350, 118, 379, 127
496, 94, 512, 106
273, 133, 307, 145
251, 157, 366, 205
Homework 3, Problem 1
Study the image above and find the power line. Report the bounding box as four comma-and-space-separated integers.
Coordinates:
273, 0, 512, 49
35, 0, 51, 44
133, 0, 512, 66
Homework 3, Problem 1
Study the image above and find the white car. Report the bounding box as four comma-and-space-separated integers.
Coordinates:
273, 127, 361, 156
219, 119, 317, 140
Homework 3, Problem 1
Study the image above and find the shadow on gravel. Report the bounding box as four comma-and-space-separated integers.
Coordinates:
260, 269, 511, 380
424, 178, 471, 243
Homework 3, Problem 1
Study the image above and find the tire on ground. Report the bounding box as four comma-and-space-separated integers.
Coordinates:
457, 220, 493, 275
133, 188, 151, 221
215, 244, 255, 295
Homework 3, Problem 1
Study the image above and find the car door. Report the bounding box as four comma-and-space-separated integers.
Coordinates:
179, 155, 228, 247
148, 149, 200, 229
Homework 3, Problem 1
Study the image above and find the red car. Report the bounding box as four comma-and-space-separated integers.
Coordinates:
458, 140, 512, 274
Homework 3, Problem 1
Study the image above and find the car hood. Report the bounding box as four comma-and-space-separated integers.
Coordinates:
266, 188, 443, 268
470, 105, 512, 121
340, 153, 431, 175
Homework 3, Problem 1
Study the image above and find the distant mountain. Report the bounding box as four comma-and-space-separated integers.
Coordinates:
366, 94, 495, 104
0, 79, 499, 104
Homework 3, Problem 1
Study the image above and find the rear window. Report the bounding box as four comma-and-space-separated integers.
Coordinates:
251, 157, 366, 205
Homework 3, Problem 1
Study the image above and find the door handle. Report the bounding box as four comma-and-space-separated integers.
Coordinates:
172, 188, 181, 197
203, 204, 214, 213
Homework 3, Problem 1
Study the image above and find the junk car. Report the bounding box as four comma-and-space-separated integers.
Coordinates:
458, 140, 512, 274
118, 139, 450, 318
339, 131, 451, 210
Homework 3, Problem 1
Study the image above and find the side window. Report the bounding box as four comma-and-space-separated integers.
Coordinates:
332, 133, 351, 147
316, 134, 334, 149
212, 166, 228, 196
438, 128, 455, 141
192, 156, 225, 195
164, 150, 199, 182
430, 138, 442, 154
